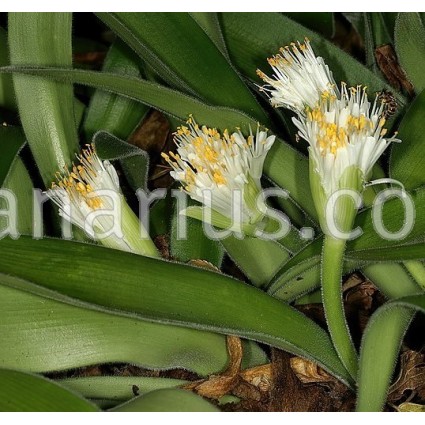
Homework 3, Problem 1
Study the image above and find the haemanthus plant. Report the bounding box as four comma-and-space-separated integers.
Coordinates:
0, 12, 424, 412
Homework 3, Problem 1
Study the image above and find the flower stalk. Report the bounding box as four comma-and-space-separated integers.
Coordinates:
259, 39, 401, 378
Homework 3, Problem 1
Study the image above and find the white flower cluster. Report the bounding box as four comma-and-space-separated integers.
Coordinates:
258, 38, 399, 196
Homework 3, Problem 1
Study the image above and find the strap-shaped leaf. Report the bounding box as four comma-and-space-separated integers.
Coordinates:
96, 12, 267, 122
0, 368, 98, 412
59, 376, 187, 405
357, 294, 425, 411
8, 13, 79, 185
112, 389, 219, 412
0, 273, 234, 376
0, 236, 352, 386
83, 40, 150, 142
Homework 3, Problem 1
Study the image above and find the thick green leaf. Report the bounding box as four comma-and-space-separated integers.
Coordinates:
395, 13, 425, 93
112, 389, 219, 412
0, 236, 352, 385
390, 89, 425, 190
83, 39, 149, 141
8, 13, 79, 185
220, 12, 405, 105
357, 294, 425, 411
0, 368, 98, 412
59, 376, 187, 404
0, 273, 232, 376
96, 12, 267, 122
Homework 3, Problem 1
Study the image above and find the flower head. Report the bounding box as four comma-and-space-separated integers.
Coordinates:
293, 84, 399, 196
257, 38, 337, 113
47, 145, 158, 257
48, 145, 121, 239
162, 118, 275, 228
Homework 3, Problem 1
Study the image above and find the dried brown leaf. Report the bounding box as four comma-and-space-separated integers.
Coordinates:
188, 259, 220, 273
389, 350, 425, 402
289, 357, 333, 384
375, 44, 415, 95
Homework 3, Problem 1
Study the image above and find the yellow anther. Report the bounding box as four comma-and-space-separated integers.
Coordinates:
213, 171, 226, 185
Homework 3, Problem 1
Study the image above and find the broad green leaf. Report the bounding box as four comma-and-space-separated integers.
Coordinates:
8, 13, 79, 185
395, 13, 425, 93
96, 12, 268, 122
112, 389, 219, 412
390, 89, 425, 190
0, 66, 317, 220
83, 40, 150, 141
59, 376, 187, 404
0, 273, 233, 376
0, 27, 16, 110
0, 236, 352, 385
357, 294, 425, 411
2, 269, 264, 384
0, 368, 98, 412
220, 12, 405, 106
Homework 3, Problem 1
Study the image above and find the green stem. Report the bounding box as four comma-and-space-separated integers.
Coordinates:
122, 200, 160, 258
322, 235, 358, 379
403, 260, 425, 291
